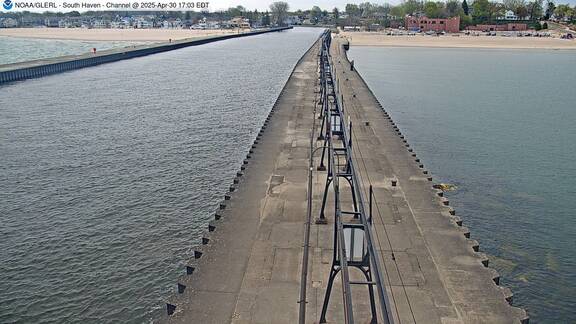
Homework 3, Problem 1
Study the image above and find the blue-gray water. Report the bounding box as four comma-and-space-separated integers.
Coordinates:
0, 36, 149, 65
0, 27, 322, 323
349, 46, 576, 323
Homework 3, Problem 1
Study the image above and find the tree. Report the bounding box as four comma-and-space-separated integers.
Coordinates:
504, 0, 530, 19
424, 1, 442, 18
403, 0, 423, 15
503, 0, 521, 11
390, 5, 406, 18
269, 1, 289, 26
446, 0, 462, 16
554, 4, 572, 19
359, 2, 376, 17
262, 11, 271, 26
460, 12, 473, 28
471, 0, 504, 22
544, 0, 555, 19
377, 3, 392, 18
495, 2, 508, 18
345, 3, 361, 16
535, 21, 542, 29
227, 6, 245, 18
333, 7, 340, 20
472, 0, 491, 21
462, 0, 470, 15
515, 3, 529, 19
527, 0, 543, 20
310, 6, 322, 23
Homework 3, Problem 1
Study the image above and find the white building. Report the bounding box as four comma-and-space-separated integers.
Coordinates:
0, 18, 19, 28
110, 20, 130, 29
191, 18, 221, 30
226, 17, 250, 29
498, 10, 529, 20
284, 15, 302, 25
92, 20, 110, 28
343, 26, 361, 31
44, 18, 59, 27
506, 10, 518, 20
162, 18, 184, 29
135, 18, 153, 29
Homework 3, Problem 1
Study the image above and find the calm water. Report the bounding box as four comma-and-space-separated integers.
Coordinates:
0, 36, 150, 65
0, 27, 322, 323
349, 46, 576, 323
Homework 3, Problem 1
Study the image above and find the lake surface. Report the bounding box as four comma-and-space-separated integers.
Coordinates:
0, 36, 149, 65
0, 27, 322, 323
349, 46, 576, 323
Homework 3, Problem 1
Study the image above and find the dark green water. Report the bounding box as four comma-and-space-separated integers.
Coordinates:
0, 36, 149, 65
0, 28, 322, 323
349, 46, 576, 323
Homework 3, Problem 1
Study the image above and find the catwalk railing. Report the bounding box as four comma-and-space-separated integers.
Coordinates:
315, 32, 394, 324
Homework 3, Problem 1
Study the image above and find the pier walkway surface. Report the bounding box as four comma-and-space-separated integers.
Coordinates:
161, 34, 528, 323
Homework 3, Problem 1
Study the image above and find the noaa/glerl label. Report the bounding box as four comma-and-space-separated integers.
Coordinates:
1, 0, 210, 11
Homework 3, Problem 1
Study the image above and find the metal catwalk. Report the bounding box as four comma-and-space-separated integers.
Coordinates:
316, 32, 394, 324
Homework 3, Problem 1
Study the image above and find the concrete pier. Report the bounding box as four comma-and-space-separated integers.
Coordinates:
160, 33, 528, 324
0, 27, 291, 85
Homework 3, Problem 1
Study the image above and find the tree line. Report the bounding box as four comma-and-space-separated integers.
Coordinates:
331, 0, 573, 26
1, 0, 574, 28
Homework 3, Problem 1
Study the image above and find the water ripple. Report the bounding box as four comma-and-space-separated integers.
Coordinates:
0, 28, 322, 323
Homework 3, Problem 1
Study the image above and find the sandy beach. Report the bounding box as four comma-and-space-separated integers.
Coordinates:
340, 31, 576, 49
0, 28, 238, 41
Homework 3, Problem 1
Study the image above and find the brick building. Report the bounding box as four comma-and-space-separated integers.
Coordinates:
466, 23, 528, 31
405, 16, 460, 33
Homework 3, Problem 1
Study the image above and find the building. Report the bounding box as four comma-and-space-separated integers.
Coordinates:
284, 15, 302, 26
0, 18, 19, 28
108, 17, 131, 29
227, 17, 250, 29
405, 16, 460, 33
134, 17, 154, 29
390, 20, 402, 29
503, 10, 518, 20
343, 26, 361, 31
110, 19, 131, 29
191, 18, 218, 30
92, 20, 110, 28
162, 18, 183, 29
58, 18, 84, 28
44, 18, 60, 27
497, 10, 529, 21
466, 23, 528, 31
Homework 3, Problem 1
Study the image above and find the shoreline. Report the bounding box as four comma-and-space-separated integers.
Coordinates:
352, 43, 576, 51
0, 28, 238, 41
341, 32, 576, 50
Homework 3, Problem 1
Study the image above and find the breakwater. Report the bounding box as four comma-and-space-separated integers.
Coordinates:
160, 31, 528, 323
0, 27, 291, 85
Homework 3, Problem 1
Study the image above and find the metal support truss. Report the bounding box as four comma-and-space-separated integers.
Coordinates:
315, 32, 395, 324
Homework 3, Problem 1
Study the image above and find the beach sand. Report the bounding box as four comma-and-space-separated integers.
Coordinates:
0, 28, 238, 41
340, 31, 576, 49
